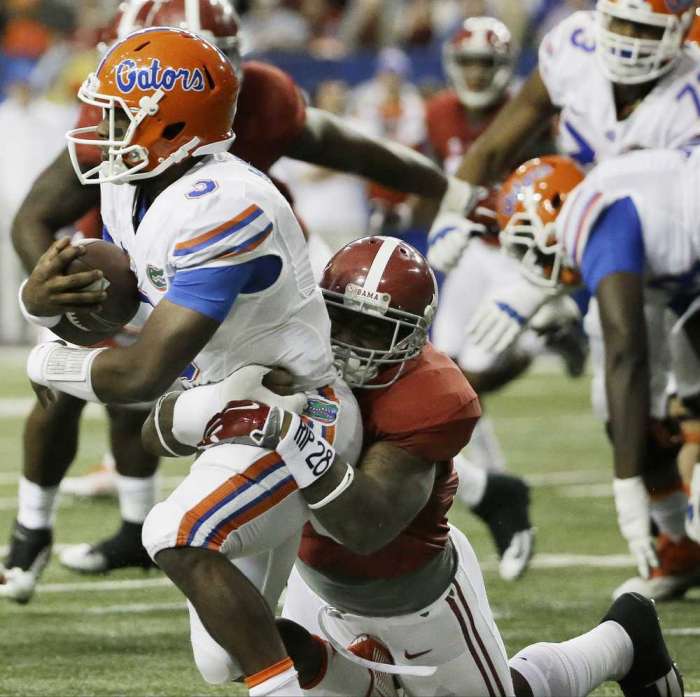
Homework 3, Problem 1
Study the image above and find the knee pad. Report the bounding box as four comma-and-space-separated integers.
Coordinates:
142, 500, 181, 562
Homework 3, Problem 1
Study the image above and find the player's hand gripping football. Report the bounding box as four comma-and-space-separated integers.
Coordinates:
613, 476, 659, 579
21, 238, 107, 317
199, 400, 286, 450
467, 281, 555, 354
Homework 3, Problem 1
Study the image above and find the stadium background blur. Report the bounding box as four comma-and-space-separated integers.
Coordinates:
1, 2, 698, 697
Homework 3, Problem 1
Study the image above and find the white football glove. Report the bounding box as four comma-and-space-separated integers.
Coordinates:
427, 213, 486, 273
467, 282, 555, 354
613, 476, 658, 579
685, 463, 700, 544
427, 176, 482, 273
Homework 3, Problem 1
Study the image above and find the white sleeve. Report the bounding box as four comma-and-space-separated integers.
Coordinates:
538, 12, 595, 109
168, 197, 275, 272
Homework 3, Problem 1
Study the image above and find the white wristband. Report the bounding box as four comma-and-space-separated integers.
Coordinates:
440, 176, 479, 216
154, 392, 181, 457
276, 413, 336, 489
27, 341, 106, 403
307, 463, 355, 510
18, 279, 62, 328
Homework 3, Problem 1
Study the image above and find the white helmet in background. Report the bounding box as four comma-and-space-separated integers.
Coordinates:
595, 0, 696, 84
442, 16, 513, 109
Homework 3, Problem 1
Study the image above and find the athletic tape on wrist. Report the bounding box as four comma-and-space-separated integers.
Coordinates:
154, 392, 180, 457
276, 413, 337, 489
307, 463, 354, 510
18, 279, 62, 328
27, 342, 106, 403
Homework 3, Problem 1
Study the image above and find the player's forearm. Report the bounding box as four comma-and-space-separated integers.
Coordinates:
289, 108, 447, 199
300, 460, 419, 554
91, 346, 180, 404
605, 344, 650, 479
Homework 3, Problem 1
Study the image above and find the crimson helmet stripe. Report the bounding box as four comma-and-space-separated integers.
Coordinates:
362, 237, 400, 293
186, 0, 201, 29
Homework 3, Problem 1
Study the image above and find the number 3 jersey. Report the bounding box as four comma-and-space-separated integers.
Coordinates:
539, 11, 700, 166
99, 152, 336, 388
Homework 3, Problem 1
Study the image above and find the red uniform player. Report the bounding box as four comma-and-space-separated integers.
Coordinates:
182, 237, 684, 697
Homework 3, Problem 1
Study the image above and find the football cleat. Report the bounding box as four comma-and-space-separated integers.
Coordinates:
600, 592, 684, 697
0, 521, 52, 604
348, 635, 399, 697
471, 472, 535, 580
59, 453, 117, 498
59, 521, 154, 574
613, 535, 700, 601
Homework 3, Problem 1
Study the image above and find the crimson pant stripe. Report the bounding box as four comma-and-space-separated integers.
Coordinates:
454, 580, 507, 697
446, 594, 496, 697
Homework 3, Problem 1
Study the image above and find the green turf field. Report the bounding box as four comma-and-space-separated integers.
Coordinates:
0, 348, 698, 696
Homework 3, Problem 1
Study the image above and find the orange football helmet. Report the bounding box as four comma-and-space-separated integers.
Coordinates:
66, 27, 239, 185
497, 155, 584, 288
596, 0, 697, 84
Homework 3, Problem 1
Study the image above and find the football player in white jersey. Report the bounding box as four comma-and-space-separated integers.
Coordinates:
426, 0, 700, 597
470, 153, 700, 600
19, 28, 363, 697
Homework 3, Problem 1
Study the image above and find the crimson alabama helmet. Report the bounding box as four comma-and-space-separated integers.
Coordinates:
320, 236, 437, 388
100, 1, 240, 62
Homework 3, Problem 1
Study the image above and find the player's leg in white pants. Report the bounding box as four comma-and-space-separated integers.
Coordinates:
283, 526, 514, 697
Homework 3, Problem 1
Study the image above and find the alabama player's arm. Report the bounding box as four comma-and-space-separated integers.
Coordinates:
11, 149, 99, 273
300, 440, 437, 554
455, 69, 557, 186
284, 107, 448, 199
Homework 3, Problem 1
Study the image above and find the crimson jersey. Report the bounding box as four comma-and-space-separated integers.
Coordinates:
425, 89, 504, 172
73, 60, 307, 237
298, 343, 481, 579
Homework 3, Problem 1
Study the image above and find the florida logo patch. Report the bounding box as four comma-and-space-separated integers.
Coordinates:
147, 264, 167, 291
115, 59, 205, 94
304, 397, 339, 425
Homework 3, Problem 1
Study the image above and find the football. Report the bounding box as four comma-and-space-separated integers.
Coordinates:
52, 240, 140, 347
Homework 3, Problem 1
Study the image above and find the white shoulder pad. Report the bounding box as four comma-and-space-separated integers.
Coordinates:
538, 11, 596, 108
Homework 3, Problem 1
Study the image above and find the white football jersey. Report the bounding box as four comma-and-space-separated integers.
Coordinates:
559, 147, 700, 297
539, 11, 700, 165
100, 153, 336, 388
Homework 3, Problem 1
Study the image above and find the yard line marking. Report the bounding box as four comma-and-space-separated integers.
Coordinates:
37, 577, 172, 594
0, 398, 105, 419
525, 470, 609, 486
666, 628, 700, 636
480, 553, 633, 571
557, 483, 612, 498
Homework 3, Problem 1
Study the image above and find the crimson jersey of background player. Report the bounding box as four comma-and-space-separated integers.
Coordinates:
299, 342, 479, 579
426, 16, 514, 172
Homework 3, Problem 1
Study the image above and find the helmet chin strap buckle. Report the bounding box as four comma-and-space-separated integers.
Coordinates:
138, 90, 164, 116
